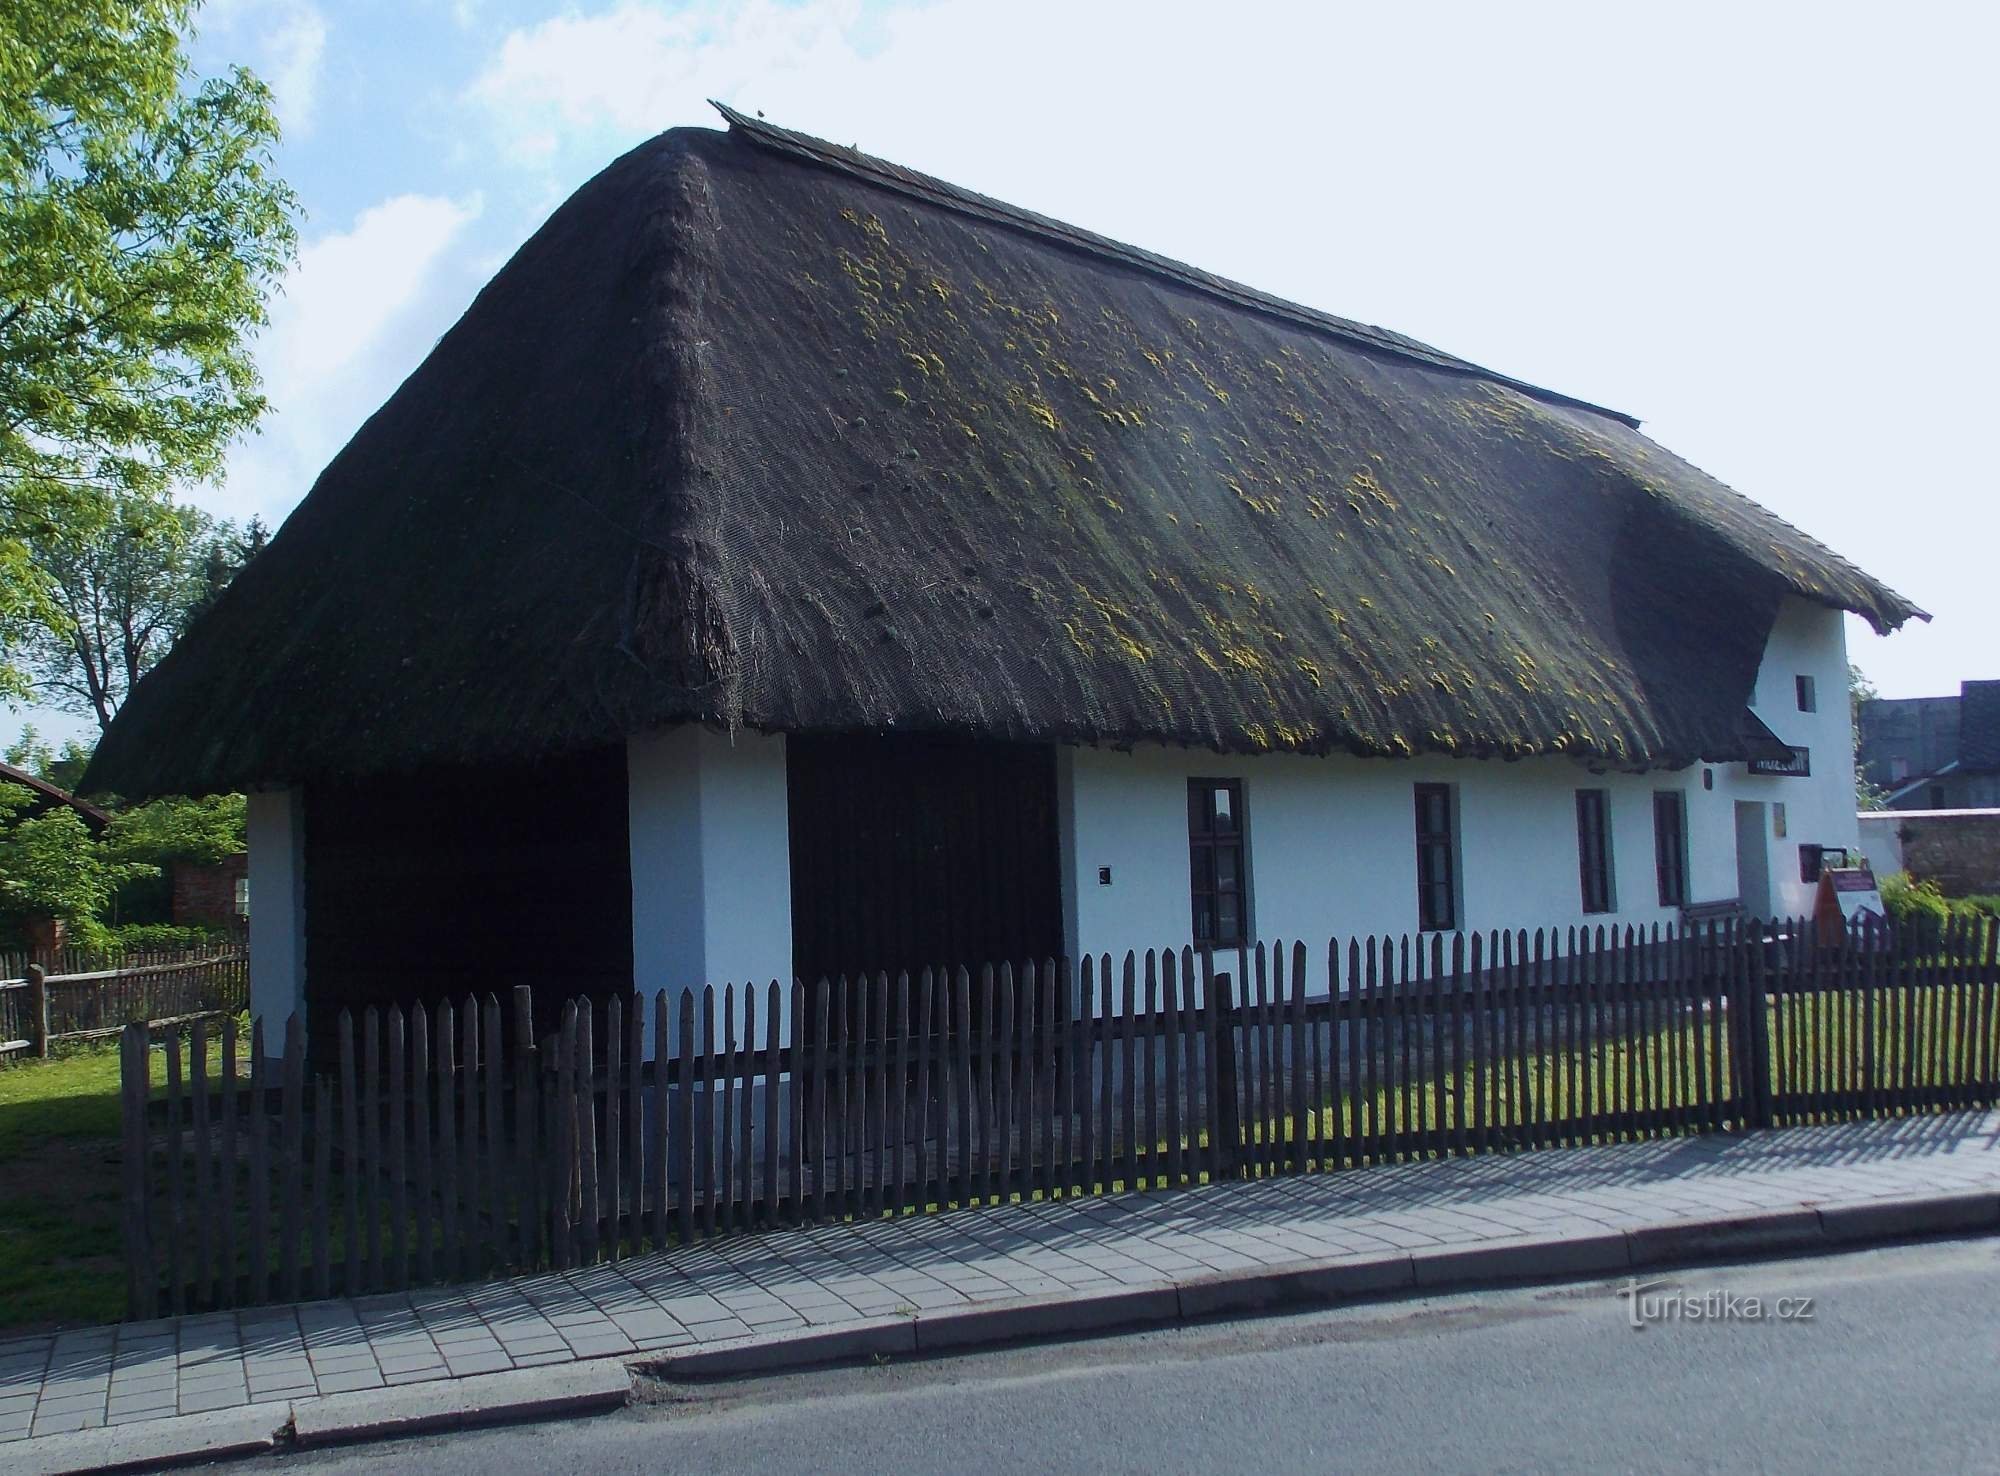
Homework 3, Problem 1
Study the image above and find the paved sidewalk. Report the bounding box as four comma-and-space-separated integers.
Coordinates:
5, 1111, 1997, 1447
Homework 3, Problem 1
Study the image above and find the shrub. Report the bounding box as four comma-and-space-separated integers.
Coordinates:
107, 922, 226, 953
1879, 870, 1950, 932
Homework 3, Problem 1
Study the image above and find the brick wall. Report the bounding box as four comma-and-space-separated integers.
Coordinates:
1896, 812, 2000, 896
172, 853, 249, 929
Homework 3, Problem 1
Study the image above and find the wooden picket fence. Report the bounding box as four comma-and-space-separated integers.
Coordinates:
0, 946, 247, 1059
121, 914, 2000, 1316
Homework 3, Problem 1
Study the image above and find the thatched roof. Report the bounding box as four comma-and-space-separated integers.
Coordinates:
85, 108, 1922, 799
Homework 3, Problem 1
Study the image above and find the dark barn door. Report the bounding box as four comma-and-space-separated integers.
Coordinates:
786, 735, 1063, 997
302, 746, 634, 1059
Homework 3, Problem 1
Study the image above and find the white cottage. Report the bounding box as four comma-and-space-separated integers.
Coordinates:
85, 110, 1921, 1054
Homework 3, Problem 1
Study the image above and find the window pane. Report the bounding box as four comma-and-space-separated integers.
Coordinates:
1193, 896, 1214, 943
1212, 785, 1235, 832
1215, 845, 1238, 892
1217, 892, 1240, 940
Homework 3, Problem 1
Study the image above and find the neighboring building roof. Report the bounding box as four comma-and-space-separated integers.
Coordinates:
84, 110, 1924, 799
0, 761, 112, 829
1961, 680, 2000, 771
1860, 678, 2000, 791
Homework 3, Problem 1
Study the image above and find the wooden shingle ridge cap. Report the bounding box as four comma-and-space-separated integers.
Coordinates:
711, 101, 1643, 430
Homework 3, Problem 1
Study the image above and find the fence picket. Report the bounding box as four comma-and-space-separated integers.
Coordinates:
993, 964, 1014, 1203
365, 1007, 385, 1289
914, 970, 935, 1209
1296, 944, 1312, 1176
737, 986, 756, 1230
462, 999, 484, 1275
1142, 953, 1159, 1190
339, 1013, 361, 1298
1119, 955, 1138, 1190
718, 986, 735, 1232
120, 1025, 154, 1318
649, 993, 670, 1246
601, 995, 622, 1256
248, 1022, 270, 1305
1107, 956, 1123, 1186
765, 983, 782, 1227
1041, 959, 1059, 1202
1252, 943, 1272, 1174
892, 972, 910, 1216
188, 1017, 213, 1309
1162, 952, 1182, 1188
513, 990, 539, 1267
388, 1005, 408, 1289
874, 971, 893, 1217
1060, 958, 1079, 1196
807, 981, 828, 1224
311, 1074, 333, 1299
410, 1006, 432, 1285
676, 990, 696, 1244
834, 975, 852, 1219
954, 967, 974, 1209
438, 1001, 460, 1280
280, 1015, 305, 1300
779, 982, 800, 1224
1077, 957, 1098, 1194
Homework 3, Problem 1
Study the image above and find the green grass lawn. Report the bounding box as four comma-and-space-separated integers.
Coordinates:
0, 1031, 238, 1334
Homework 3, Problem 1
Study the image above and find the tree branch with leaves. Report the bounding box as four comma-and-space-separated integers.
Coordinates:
0, 0, 297, 698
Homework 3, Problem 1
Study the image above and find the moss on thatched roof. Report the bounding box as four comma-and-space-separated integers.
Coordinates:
85, 109, 1922, 798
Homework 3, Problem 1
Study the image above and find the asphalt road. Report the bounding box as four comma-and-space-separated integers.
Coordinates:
256, 1238, 2000, 1475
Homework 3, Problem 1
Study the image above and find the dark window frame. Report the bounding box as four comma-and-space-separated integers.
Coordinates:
1576, 788, 1615, 915
1652, 790, 1688, 909
1414, 783, 1458, 932
1795, 674, 1817, 712
1188, 779, 1250, 948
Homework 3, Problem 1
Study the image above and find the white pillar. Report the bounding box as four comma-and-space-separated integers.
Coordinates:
246, 788, 306, 1054
627, 727, 793, 1057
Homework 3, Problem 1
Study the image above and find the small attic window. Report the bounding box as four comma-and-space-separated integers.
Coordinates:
1795, 675, 1817, 712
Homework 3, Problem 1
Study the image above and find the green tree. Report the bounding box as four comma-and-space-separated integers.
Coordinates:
0, 782, 149, 935
104, 789, 243, 866
4, 722, 92, 790
17, 501, 255, 728
0, 0, 298, 698
1851, 663, 1890, 811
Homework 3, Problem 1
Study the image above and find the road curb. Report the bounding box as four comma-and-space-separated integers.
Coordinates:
1816, 1189, 2000, 1243
12, 1404, 286, 1476
288, 1360, 632, 1448
647, 1316, 915, 1378
1625, 1208, 1826, 1266
13, 1187, 1993, 1468
915, 1284, 1180, 1352
629, 1187, 1997, 1385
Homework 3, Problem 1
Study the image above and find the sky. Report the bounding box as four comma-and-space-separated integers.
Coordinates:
18, 0, 1997, 747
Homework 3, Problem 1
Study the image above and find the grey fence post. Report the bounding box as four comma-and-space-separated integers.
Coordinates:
28, 964, 48, 1059
1210, 971, 1242, 1178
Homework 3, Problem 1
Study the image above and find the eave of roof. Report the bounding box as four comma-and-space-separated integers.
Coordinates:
0, 761, 111, 829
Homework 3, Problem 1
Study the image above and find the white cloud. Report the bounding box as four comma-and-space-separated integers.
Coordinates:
466, 0, 866, 164
267, 193, 481, 387
201, 0, 329, 135
198, 192, 482, 527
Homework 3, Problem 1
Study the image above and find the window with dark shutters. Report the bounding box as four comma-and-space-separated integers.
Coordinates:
1414, 783, 1458, 932
1188, 779, 1248, 947
1653, 791, 1688, 908
1577, 789, 1614, 914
